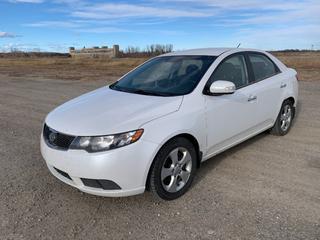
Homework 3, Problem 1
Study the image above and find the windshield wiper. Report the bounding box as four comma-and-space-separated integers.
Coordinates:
129, 89, 173, 97
109, 85, 132, 93
110, 85, 174, 97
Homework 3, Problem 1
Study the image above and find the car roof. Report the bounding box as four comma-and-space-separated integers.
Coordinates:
160, 47, 287, 72
162, 48, 263, 57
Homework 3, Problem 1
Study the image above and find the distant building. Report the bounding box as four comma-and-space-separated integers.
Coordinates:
69, 45, 120, 58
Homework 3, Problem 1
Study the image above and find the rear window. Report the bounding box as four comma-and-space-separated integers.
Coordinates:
248, 53, 279, 81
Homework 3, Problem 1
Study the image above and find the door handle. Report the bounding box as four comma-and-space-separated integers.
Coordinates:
248, 95, 257, 102
280, 83, 287, 88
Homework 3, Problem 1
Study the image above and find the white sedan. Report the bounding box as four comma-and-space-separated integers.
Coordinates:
41, 48, 298, 200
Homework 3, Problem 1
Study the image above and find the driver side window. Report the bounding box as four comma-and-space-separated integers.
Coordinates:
210, 54, 248, 89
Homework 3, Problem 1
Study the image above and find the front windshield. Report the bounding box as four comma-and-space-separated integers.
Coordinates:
109, 55, 216, 96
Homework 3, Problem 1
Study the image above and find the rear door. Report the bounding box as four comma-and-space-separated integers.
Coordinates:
246, 52, 283, 126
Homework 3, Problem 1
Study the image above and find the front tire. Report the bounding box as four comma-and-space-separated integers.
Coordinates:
148, 137, 197, 200
270, 100, 294, 136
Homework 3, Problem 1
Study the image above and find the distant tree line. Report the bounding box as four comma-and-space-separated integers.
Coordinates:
271, 49, 320, 53
120, 44, 173, 57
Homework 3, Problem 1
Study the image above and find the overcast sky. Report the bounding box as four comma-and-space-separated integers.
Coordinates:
0, 0, 319, 52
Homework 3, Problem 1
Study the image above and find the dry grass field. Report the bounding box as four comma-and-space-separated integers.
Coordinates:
0, 51, 319, 82
0, 56, 147, 81
272, 51, 320, 81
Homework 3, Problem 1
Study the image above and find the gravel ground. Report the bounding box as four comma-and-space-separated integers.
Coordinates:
0, 75, 319, 240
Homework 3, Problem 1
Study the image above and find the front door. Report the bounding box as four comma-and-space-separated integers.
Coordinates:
204, 53, 260, 158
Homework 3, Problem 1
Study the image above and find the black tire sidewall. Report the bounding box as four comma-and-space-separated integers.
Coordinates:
276, 101, 294, 135
149, 137, 197, 200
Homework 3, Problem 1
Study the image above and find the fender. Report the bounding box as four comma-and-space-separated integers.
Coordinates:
281, 68, 298, 106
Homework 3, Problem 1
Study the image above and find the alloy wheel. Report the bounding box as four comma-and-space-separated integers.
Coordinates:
280, 104, 292, 132
160, 147, 192, 193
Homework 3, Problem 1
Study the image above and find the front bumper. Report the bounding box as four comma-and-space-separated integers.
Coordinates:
40, 135, 159, 197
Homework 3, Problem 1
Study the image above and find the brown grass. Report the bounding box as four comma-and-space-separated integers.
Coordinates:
0, 57, 147, 81
0, 51, 319, 81
272, 51, 320, 81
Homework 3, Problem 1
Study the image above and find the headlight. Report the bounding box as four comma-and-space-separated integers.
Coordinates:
70, 129, 143, 152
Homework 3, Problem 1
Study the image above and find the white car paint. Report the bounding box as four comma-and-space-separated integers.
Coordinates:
45, 87, 183, 136
41, 48, 298, 197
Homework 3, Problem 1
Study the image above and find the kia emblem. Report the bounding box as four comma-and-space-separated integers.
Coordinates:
49, 132, 57, 143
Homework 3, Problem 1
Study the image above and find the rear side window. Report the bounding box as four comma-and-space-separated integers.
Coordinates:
210, 54, 248, 89
248, 53, 279, 81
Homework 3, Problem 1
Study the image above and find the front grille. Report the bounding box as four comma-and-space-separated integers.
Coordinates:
43, 124, 75, 150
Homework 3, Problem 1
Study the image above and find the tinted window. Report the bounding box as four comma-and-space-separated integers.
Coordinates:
210, 54, 248, 88
249, 54, 278, 81
110, 56, 216, 96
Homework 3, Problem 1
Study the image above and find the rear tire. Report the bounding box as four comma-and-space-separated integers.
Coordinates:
148, 137, 197, 201
270, 100, 294, 136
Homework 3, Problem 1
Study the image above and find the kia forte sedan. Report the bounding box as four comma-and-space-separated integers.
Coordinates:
41, 48, 298, 200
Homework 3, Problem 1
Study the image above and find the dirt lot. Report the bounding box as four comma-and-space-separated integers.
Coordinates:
0, 55, 320, 239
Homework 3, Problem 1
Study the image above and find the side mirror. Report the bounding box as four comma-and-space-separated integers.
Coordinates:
209, 80, 236, 95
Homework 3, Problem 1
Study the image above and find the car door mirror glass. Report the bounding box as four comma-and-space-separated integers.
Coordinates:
209, 80, 236, 95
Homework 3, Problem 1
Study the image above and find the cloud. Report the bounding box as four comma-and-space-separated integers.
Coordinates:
47, 42, 82, 52
24, 19, 133, 35
161, 0, 320, 25
72, 3, 213, 19
24, 21, 81, 28
24, 2, 214, 35
75, 27, 132, 33
161, 0, 310, 11
17, 0, 320, 50
9, 0, 44, 3
0, 31, 20, 38
0, 43, 40, 52
234, 24, 320, 49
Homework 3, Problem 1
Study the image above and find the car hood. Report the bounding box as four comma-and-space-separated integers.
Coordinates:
45, 87, 183, 136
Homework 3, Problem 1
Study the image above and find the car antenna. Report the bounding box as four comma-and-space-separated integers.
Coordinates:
236, 43, 241, 48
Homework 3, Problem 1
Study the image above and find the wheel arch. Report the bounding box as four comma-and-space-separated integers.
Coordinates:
274, 93, 296, 122
174, 133, 202, 168
285, 96, 295, 105
284, 96, 296, 118
145, 133, 202, 190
